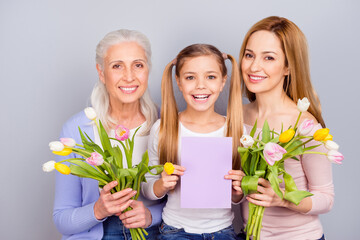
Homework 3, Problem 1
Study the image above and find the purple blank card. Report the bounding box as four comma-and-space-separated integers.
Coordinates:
180, 137, 232, 208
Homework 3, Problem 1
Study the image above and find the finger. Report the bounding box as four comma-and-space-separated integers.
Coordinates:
246, 196, 267, 207
102, 181, 118, 194
257, 185, 267, 194
114, 199, 134, 213
228, 170, 245, 176
232, 180, 241, 187
173, 165, 186, 172
233, 186, 243, 193
111, 189, 136, 202
163, 175, 179, 182
258, 178, 271, 187
124, 220, 145, 229
247, 193, 265, 201
172, 169, 185, 176
224, 174, 242, 181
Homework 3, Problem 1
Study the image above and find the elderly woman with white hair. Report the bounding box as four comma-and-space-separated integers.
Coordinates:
53, 29, 163, 239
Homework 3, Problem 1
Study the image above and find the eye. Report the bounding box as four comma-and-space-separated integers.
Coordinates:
244, 53, 253, 59
265, 56, 275, 61
185, 76, 194, 80
135, 63, 144, 68
208, 75, 216, 80
112, 64, 121, 69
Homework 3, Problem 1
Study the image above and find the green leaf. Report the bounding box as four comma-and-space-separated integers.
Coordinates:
249, 153, 259, 176
303, 144, 322, 152
267, 166, 283, 198
250, 119, 258, 137
68, 159, 111, 182
241, 175, 259, 196
78, 127, 93, 152
291, 156, 300, 161
284, 190, 313, 205
98, 120, 114, 157
69, 165, 109, 185
238, 147, 248, 153
262, 120, 270, 143
113, 146, 123, 169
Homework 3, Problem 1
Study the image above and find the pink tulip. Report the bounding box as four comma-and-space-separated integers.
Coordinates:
263, 142, 287, 166
60, 138, 76, 147
298, 119, 314, 136
115, 125, 130, 141
327, 150, 344, 164
86, 152, 104, 166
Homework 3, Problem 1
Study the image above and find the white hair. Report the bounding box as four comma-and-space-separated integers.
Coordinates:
91, 29, 158, 135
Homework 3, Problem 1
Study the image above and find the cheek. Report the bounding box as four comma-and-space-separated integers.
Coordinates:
137, 71, 149, 84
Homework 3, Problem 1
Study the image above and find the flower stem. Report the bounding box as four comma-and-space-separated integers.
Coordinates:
294, 112, 302, 129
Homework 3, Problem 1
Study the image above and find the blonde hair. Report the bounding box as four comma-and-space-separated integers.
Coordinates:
239, 16, 325, 127
159, 44, 243, 169
91, 29, 157, 134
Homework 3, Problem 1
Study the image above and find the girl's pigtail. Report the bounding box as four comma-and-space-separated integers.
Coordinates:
159, 61, 179, 165
226, 54, 244, 170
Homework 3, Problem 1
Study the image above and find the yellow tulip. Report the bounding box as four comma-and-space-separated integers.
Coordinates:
55, 163, 71, 175
53, 148, 72, 156
164, 162, 175, 175
324, 134, 333, 141
313, 128, 330, 141
279, 129, 295, 143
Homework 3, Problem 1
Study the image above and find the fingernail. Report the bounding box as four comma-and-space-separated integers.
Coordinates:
132, 190, 137, 194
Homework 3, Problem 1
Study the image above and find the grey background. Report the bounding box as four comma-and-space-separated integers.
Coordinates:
1, 0, 358, 239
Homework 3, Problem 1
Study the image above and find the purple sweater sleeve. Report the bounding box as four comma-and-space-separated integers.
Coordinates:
52, 112, 105, 237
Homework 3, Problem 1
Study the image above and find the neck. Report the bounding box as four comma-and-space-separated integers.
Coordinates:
254, 89, 290, 119
180, 107, 218, 125
109, 100, 145, 129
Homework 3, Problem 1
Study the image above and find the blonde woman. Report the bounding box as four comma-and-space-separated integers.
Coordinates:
238, 16, 333, 240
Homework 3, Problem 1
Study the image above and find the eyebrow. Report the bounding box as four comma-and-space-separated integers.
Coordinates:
183, 71, 219, 75
245, 49, 278, 55
109, 59, 146, 64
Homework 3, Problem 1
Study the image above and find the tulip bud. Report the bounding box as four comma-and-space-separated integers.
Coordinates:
298, 119, 314, 136
313, 128, 330, 141
55, 163, 71, 175
327, 150, 344, 164
279, 129, 295, 143
53, 148, 72, 156
240, 135, 255, 148
49, 141, 65, 152
60, 138, 76, 148
84, 107, 97, 121
263, 142, 287, 166
324, 134, 333, 141
42, 160, 56, 172
325, 140, 339, 151
297, 97, 310, 112
86, 152, 104, 166
115, 125, 130, 141
164, 162, 175, 175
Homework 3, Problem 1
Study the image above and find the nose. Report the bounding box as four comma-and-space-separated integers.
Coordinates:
123, 67, 135, 82
196, 78, 206, 89
250, 57, 261, 72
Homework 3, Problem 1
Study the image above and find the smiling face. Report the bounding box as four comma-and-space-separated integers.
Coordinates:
97, 41, 149, 107
241, 30, 289, 96
176, 55, 226, 113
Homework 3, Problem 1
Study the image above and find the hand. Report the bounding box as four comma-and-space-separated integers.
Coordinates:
225, 170, 245, 203
246, 178, 286, 208
154, 164, 185, 197
94, 181, 137, 220
118, 200, 152, 229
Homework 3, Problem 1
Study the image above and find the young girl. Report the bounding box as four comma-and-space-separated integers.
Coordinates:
238, 16, 334, 240
142, 44, 244, 239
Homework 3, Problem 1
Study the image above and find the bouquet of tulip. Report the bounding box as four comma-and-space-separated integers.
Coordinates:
43, 107, 163, 240
238, 98, 343, 240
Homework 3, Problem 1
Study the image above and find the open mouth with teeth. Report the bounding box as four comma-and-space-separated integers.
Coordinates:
249, 75, 266, 83
192, 94, 210, 102
119, 86, 138, 94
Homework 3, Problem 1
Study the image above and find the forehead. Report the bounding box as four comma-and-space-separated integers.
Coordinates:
180, 55, 222, 73
104, 42, 146, 62
246, 30, 283, 53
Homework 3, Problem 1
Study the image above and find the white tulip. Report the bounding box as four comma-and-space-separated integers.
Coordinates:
325, 140, 339, 151
297, 97, 310, 112
84, 107, 97, 120
240, 135, 255, 148
60, 138, 76, 147
42, 160, 56, 172
49, 141, 64, 151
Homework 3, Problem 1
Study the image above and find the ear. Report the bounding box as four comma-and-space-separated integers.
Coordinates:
220, 75, 227, 92
175, 75, 182, 92
284, 66, 290, 76
96, 64, 106, 84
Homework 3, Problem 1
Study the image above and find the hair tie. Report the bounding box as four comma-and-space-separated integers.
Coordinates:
171, 58, 177, 65
222, 53, 228, 60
